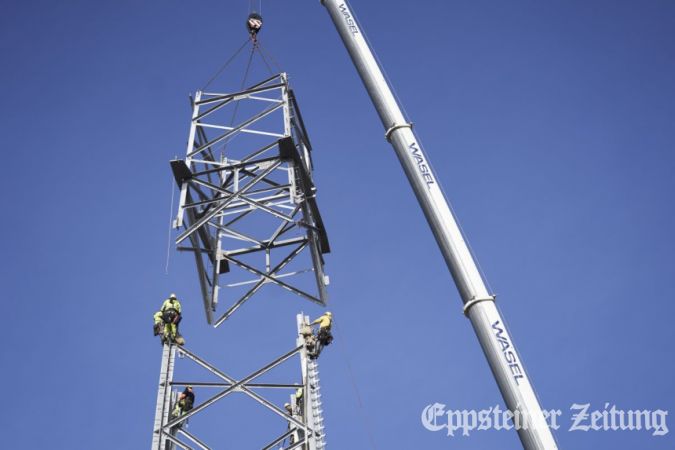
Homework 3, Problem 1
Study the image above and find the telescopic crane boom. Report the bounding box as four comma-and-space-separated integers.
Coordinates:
319, 1, 558, 448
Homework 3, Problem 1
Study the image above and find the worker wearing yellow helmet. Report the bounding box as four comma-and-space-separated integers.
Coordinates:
153, 293, 185, 345
311, 311, 332, 330
294, 387, 304, 417
161, 293, 182, 315
309, 312, 334, 358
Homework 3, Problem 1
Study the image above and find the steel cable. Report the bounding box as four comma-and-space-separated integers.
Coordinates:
332, 319, 379, 450
257, 39, 284, 75
255, 42, 275, 76
201, 38, 251, 92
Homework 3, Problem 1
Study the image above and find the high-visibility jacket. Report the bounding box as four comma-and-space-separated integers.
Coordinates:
179, 390, 195, 410
161, 298, 182, 314
312, 314, 331, 329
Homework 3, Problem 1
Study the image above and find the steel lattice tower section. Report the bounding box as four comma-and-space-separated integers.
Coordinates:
150, 317, 326, 450
171, 73, 330, 326
152, 73, 331, 449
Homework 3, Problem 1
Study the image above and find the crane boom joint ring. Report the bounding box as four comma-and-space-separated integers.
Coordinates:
463, 295, 496, 316
385, 122, 413, 142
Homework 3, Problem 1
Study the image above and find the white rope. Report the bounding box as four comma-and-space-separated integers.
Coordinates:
165, 174, 176, 275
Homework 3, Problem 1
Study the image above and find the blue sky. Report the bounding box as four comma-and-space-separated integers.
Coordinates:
2, 0, 674, 448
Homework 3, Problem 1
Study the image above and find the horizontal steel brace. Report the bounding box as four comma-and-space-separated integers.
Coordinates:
220, 236, 307, 258
196, 82, 285, 106
191, 156, 282, 179
198, 122, 285, 139
171, 382, 303, 389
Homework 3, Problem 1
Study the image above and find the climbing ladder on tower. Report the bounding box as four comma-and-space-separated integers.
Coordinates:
307, 359, 326, 450
296, 314, 327, 450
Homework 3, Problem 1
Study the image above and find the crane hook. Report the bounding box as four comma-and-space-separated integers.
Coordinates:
247, 12, 263, 43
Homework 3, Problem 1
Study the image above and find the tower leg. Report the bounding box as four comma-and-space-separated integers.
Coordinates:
152, 344, 177, 450
297, 314, 326, 450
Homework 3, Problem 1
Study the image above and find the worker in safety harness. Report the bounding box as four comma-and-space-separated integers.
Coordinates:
153, 293, 185, 345
283, 402, 297, 444
171, 385, 195, 421
309, 312, 333, 358
284, 388, 306, 446
294, 388, 304, 417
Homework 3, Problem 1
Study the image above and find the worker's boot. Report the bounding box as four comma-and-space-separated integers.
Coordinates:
304, 335, 316, 356
309, 344, 320, 360
175, 334, 185, 346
